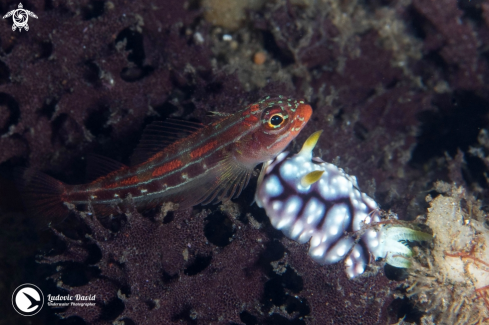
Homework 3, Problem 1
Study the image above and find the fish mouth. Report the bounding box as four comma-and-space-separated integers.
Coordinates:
298, 103, 313, 123
293, 103, 313, 131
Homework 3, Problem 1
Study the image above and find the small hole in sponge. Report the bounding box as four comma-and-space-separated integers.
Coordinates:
120, 66, 154, 83
0, 92, 20, 135
204, 210, 235, 247
184, 254, 212, 276
60, 263, 100, 287
240, 311, 258, 325
99, 297, 125, 321
115, 28, 145, 66
85, 105, 113, 138
83, 0, 105, 20
38, 40, 53, 59
384, 264, 409, 281
0, 60, 10, 85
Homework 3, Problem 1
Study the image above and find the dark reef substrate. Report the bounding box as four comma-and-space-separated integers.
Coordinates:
2, 0, 489, 324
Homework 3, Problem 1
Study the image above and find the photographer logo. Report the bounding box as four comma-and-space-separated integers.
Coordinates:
3, 3, 38, 32
12, 283, 44, 316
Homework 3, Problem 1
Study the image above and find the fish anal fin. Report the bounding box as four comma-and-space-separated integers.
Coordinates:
86, 154, 128, 182
130, 118, 203, 166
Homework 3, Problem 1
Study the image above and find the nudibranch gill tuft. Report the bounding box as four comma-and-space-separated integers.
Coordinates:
256, 131, 432, 278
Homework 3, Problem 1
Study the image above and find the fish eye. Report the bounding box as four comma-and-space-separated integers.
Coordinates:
268, 114, 284, 127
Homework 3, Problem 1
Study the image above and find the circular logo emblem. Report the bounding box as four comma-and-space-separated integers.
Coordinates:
12, 283, 44, 316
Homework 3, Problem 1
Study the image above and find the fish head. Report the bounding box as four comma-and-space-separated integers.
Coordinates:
238, 97, 313, 166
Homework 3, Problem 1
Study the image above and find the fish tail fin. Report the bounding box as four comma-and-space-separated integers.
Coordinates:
15, 168, 69, 220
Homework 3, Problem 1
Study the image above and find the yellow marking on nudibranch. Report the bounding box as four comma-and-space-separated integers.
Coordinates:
300, 170, 325, 187
299, 130, 323, 157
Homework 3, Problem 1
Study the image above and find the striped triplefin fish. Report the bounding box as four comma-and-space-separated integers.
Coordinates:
17, 96, 312, 218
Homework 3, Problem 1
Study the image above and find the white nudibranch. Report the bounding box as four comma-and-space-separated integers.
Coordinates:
255, 131, 432, 278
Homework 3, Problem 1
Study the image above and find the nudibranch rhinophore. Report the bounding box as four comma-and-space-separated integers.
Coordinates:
255, 131, 432, 278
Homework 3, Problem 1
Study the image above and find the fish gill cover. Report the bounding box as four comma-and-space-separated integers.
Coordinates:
1, 0, 489, 324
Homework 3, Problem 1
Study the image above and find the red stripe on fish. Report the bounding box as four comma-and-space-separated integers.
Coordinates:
190, 139, 218, 159
105, 175, 140, 189
151, 159, 184, 178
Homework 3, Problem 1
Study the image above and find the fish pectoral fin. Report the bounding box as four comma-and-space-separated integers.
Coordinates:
86, 153, 128, 181
200, 170, 252, 206
130, 118, 204, 166
180, 157, 252, 208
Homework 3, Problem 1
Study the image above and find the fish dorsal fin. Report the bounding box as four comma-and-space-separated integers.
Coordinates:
130, 119, 204, 166
86, 154, 128, 181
